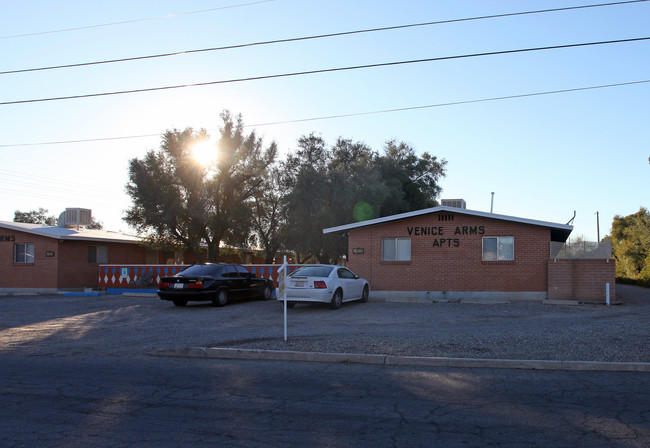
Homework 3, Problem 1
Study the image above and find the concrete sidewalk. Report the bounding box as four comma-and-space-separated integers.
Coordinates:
152, 346, 650, 372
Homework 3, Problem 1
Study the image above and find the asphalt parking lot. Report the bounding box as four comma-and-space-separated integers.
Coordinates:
0, 284, 649, 367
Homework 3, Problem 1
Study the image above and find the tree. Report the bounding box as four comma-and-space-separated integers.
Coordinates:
376, 140, 447, 216
250, 170, 286, 263
14, 208, 56, 225
611, 207, 650, 281
281, 135, 446, 263
281, 134, 334, 263
86, 218, 104, 230
15, 208, 103, 229
124, 111, 276, 263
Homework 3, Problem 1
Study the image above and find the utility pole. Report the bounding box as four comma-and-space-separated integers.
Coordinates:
596, 211, 600, 242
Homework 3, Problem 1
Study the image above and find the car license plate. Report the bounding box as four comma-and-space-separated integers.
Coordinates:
293, 281, 305, 287
174, 283, 184, 289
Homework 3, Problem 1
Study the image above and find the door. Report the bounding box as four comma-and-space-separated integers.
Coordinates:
337, 268, 363, 300
223, 265, 245, 299
234, 264, 256, 298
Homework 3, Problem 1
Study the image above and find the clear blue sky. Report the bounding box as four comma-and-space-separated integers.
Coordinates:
1, 0, 648, 241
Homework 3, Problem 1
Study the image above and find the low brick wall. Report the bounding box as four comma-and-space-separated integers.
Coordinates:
548, 259, 616, 302
98, 264, 300, 289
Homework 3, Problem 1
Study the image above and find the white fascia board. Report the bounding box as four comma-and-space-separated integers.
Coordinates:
322, 206, 573, 234
0, 221, 142, 244
0, 221, 58, 238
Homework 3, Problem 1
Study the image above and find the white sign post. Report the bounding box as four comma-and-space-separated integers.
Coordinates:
278, 255, 288, 341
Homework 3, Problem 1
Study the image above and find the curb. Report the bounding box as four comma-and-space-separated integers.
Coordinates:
150, 347, 650, 372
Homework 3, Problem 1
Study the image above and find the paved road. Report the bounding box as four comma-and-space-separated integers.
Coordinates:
2, 355, 649, 447
1, 285, 649, 447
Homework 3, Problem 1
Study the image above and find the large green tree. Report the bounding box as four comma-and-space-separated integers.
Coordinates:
376, 140, 447, 216
250, 170, 286, 263
124, 111, 276, 262
611, 207, 650, 281
281, 134, 334, 263
281, 135, 446, 263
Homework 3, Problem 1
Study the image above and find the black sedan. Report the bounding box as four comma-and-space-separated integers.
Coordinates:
157, 263, 274, 307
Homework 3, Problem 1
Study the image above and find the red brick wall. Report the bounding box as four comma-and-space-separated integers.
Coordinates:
0, 230, 59, 288
346, 212, 551, 292
57, 240, 148, 289
548, 259, 616, 302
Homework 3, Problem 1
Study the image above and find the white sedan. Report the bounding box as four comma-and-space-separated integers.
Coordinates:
281, 265, 369, 310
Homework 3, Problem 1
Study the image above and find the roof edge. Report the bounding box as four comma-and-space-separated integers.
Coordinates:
0, 221, 141, 244
323, 206, 573, 235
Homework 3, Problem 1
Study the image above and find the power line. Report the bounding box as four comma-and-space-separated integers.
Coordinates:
0, 0, 278, 40
0, 133, 162, 147
250, 79, 650, 127
2, 78, 648, 148
2, 0, 648, 76
2, 36, 650, 106
0, 169, 117, 196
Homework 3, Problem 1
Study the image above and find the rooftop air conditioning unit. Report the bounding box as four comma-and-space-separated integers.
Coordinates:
441, 199, 467, 209
64, 208, 92, 227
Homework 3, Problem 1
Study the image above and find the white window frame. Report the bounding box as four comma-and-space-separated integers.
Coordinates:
14, 243, 35, 264
482, 236, 514, 261
382, 237, 411, 261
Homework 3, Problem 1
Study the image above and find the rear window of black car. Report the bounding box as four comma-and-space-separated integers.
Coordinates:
179, 265, 224, 276
235, 265, 251, 276
290, 266, 334, 277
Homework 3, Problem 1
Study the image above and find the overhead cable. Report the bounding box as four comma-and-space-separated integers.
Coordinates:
0, 0, 278, 40
2, 36, 650, 106
2, 0, 649, 76
2, 78, 648, 148
249, 79, 650, 127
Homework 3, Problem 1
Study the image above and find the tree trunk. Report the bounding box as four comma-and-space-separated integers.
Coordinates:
207, 243, 221, 263
264, 250, 276, 264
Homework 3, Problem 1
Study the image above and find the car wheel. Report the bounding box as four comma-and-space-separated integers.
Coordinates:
261, 284, 273, 300
212, 289, 229, 307
330, 289, 343, 310
172, 299, 188, 307
360, 285, 369, 303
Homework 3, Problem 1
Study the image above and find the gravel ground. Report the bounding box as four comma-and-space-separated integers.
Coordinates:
1, 284, 648, 363
213, 284, 650, 363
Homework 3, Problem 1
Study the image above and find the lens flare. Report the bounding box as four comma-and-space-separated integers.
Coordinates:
353, 202, 375, 222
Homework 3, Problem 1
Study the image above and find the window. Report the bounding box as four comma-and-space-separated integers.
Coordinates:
222, 264, 237, 278
15, 243, 34, 263
337, 268, 356, 279
179, 265, 223, 277
290, 266, 334, 277
88, 245, 108, 264
482, 236, 514, 261
235, 265, 252, 277
382, 238, 411, 261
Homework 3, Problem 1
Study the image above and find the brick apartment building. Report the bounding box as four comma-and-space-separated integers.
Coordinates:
324, 201, 616, 302
0, 220, 149, 291
0, 215, 263, 292
2, 204, 615, 301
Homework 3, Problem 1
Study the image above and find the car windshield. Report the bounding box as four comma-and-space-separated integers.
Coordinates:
178, 265, 223, 277
290, 266, 334, 278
